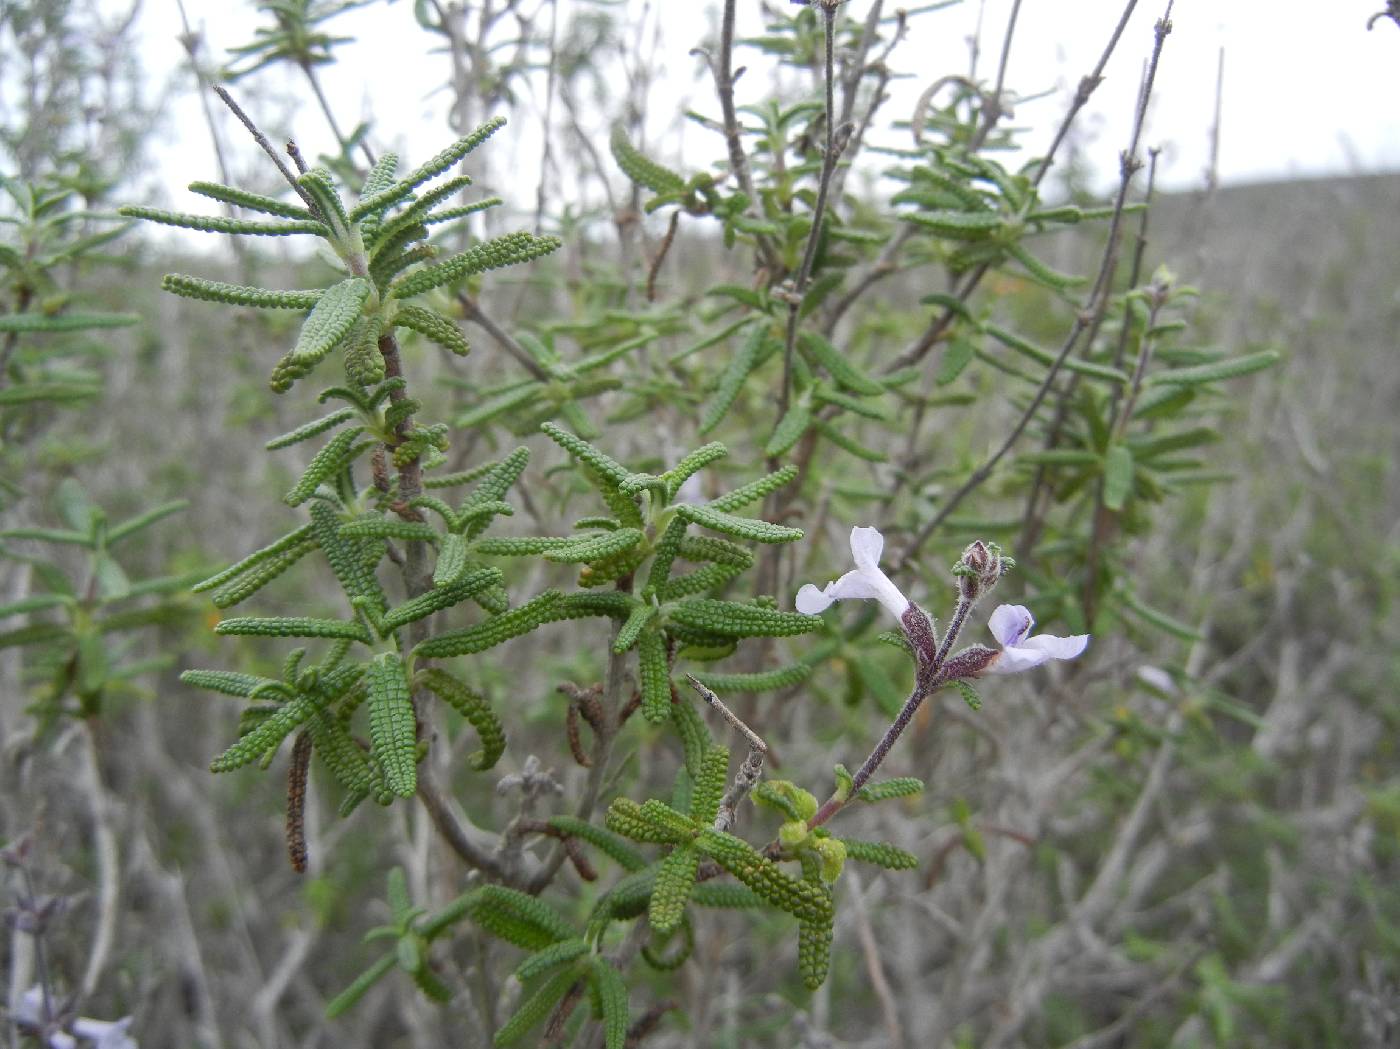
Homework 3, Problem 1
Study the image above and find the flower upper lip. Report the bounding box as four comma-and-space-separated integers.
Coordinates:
795, 525, 910, 622
985, 603, 1089, 673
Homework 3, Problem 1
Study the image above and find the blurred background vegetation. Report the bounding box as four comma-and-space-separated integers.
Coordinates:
2, 1, 1398, 1047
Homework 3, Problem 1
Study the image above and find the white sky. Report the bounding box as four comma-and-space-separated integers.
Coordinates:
137, 0, 1400, 211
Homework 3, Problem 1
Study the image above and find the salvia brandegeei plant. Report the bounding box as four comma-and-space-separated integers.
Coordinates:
117, 96, 1090, 1024
7, 0, 1301, 1043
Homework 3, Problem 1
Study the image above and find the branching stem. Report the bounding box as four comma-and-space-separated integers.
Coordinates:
686, 675, 767, 832
893, 4, 1174, 573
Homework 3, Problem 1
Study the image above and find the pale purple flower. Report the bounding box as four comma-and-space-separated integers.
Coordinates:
985, 604, 1089, 674
795, 526, 910, 622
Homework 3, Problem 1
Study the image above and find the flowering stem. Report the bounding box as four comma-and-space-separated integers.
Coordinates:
932, 594, 974, 670
808, 594, 975, 831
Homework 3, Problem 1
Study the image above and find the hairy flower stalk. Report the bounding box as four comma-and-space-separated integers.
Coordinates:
798, 529, 1087, 828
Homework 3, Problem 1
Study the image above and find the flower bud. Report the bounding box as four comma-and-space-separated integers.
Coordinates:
952, 540, 1013, 602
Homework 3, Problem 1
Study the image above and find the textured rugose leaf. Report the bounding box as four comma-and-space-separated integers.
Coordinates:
675, 503, 803, 544
667, 599, 820, 639
291, 277, 372, 362
637, 630, 672, 725
367, 653, 417, 797
588, 956, 630, 1049
648, 845, 699, 935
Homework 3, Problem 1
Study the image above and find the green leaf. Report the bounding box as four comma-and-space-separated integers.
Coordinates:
588, 957, 629, 1049
324, 952, 397, 1019
951, 679, 982, 711
905, 209, 1003, 240
210, 695, 317, 772
0, 526, 90, 546
209, 538, 318, 609
214, 616, 371, 642
0, 382, 100, 405
699, 323, 767, 435
671, 691, 711, 779
663, 442, 728, 498
380, 568, 501, 632
610, 126, 685, 194
0, 622, 71, 650
798, 331, 883, 395
0, 593, 71, 619
691, 745, 729, 826
1004, 241, 1088, 289
431, 533, 471, 587
418, 668, 506, 770
841, 839, 919, 870
283, 427, 367, 506
613, 602, 658, 653
649, 844, 700, 934
107, 500, 189, 544
638, 630, 672, 724
1117, 587, 1202, 641
414, 590, 562, 658
393, 303, 470, 356
668, 599, 820, 639
539, 422, 631, 486
986, 324, 1129, 385
1102, 443, 1134, 512
266, 410, 356, 450
658, 563, 743, 601
55, 478, 97, 532
689, 662, 813, 693
546, 816, 647, 872
309, 502, 388, 613
691, 883, 766, 909
390, 232, 560, 299
494, 967, 579, 1047
161, 274, 322, 310
0, 311, 138, 334
764, 400, 811, 457
307, 707, 375, 799
675, 503, 802, 544
292, 277, 371, 363
464, 885, 575, 950
935, 338, 976, 386
188, 180, 312, 219
542, 528, 644, 565
815, 420, 886, 462
118, 205, 326, 237
694, 829, 832, 924
798, 916, 834, 989
605, 798, 693, 845
857, 777, 925, 802
473, 535, 577, 557
705, 465, 799, 514
350, 117, 506, 221
516, 939, 590, 982
1144, 349, 1280, 386
367, 653, 417, 798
